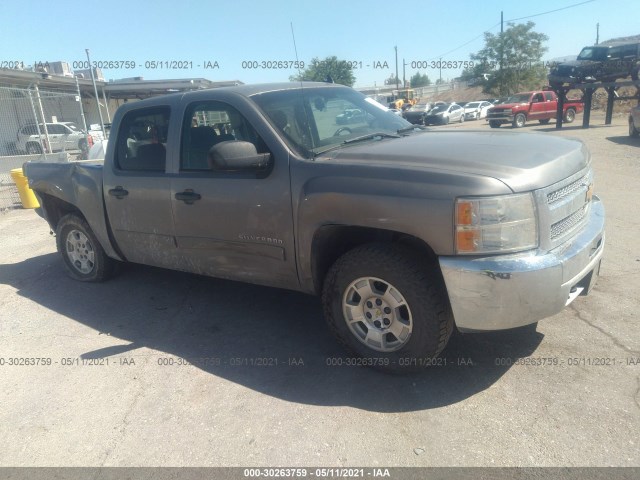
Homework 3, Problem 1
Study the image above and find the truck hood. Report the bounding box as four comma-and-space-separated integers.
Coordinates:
320, 130, 589, 193
489, 102, 528, 110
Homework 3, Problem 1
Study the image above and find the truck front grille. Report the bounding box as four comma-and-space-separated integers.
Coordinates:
550, 204, 588, 240
536, 167, 593, 250
547, 174, 589, 204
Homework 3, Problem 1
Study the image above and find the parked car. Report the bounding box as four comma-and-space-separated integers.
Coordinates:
336, 108, 367, 125
16, 122, 93, 155
630, 104, 640, 138
463, 101, 493, 120
24, 81, 605, 373
424, 103, 465, 125
455, 101, 469, 108
549, 42, 640, 86
402, 103, 432, 125
486, 90, 583, 128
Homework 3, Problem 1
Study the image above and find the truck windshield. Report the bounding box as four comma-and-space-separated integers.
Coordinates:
505, 94, 532, 103
250, 86, 412, 157
577, 47, 608, 61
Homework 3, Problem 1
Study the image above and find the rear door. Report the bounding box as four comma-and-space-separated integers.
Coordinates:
45, 124, 65, 151
103, 104, 178, 268
168, 97, 298, 290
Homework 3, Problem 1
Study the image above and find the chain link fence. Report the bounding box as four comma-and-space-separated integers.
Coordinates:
0, 85, 92, 210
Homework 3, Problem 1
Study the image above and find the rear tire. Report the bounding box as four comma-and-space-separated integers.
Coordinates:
322, 243, 454, 373
56, 213, 116, 282
564, 108, 576, 123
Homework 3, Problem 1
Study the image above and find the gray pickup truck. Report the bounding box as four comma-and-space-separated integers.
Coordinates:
24, 82, 605, 371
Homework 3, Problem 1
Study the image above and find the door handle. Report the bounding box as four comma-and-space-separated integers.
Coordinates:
175, 189, 201, 205
108, 186, 129, 199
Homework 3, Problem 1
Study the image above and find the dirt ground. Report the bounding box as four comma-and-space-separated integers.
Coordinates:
0, 111, 638, 468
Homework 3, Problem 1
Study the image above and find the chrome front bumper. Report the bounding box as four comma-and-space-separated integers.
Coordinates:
439, 196, 605, 332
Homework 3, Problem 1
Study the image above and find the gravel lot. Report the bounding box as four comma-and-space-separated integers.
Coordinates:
0, 112, 638, 468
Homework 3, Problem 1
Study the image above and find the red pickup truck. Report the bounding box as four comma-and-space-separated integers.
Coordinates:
486, 90, 583, 128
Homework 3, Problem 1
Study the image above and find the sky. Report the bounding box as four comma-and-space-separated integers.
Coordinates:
1, 0, 639, 88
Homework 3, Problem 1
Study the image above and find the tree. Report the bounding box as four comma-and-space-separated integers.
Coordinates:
383, 73, 398, 86
290, 56, 355, 87
409, 72, 431, 87
435, 78, 446, 85
469, 21, 548, 95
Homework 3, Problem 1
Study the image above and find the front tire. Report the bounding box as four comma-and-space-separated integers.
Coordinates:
489, 121, 501, 128
512, 113, 526, 128
56, 213, 115, 282
322, 244, 454, 372
539, 119, 551, 125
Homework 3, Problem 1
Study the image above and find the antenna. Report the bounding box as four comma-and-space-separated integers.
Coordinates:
290, 22, 303, 84
290, 22, 313, 154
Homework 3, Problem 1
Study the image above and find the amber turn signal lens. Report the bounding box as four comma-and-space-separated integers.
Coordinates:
456, 201, 474, 225
456, 229, 478, 253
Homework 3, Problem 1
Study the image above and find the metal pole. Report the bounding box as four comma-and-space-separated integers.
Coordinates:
394, 46, 399, 91
596, 23, 599, 45
499, 11, 504, 96
582, 87, 593, 129
27, 87, 45, 155
102, 87, 111, 124
85, 49, 106, 137
75, 76, 88, 131
403, 58, 406, 88
555, 87, 565, 129
605, 86, 615, 124
34, 85, 51, 154
439, 57, 442, 83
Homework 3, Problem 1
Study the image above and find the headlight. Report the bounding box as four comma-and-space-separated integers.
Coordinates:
455, 193, 538, 254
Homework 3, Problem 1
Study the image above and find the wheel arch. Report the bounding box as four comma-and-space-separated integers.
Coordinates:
310, 225, 438, 295
38, 192, 125, 262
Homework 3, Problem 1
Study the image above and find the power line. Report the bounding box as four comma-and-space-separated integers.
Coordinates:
505, 0, 596, 22
427, 0, 596, 62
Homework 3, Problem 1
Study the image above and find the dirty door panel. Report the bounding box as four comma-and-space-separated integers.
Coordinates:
170, 100, 297, 289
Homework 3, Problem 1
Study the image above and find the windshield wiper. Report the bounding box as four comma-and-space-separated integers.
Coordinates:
397, 125, 427, 134
313, 132, 400, 156
343, 132, 400, 144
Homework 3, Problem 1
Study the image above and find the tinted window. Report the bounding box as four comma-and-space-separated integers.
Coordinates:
21, 125, 37, 135
181, 101, 268, 171
115, 107, 170, 172
544, 92, 554, 101
47, 124, 66, 134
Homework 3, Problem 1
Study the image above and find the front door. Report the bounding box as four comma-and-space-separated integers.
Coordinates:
169, 100, 298, 290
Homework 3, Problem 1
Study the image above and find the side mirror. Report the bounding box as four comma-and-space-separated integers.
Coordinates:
208, 140, 271, 171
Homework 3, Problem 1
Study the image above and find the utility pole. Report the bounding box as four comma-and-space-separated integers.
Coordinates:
499, 10, 504, 96
403, 58, 407, 88
394, 46, 399, 91
439, 57, 442, 83
596, 23, 599, 45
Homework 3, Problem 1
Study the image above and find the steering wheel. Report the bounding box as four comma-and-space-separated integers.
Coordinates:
333, 127, 352, 137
